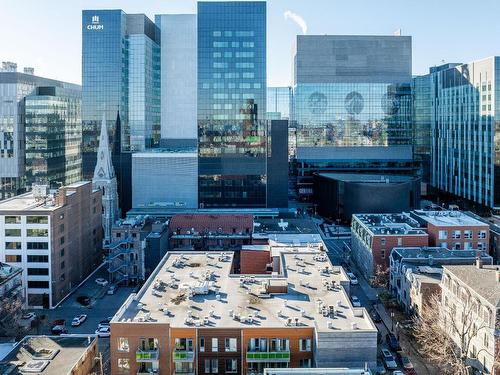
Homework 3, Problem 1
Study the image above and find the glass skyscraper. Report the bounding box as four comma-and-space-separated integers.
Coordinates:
82, 10, 160, 213
291, 35, 415, 200
25, 86, 82, 188
197, 1, 267, 208
428, 58, 500, 209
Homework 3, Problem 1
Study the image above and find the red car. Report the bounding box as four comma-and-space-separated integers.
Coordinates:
51, 319, 65, 327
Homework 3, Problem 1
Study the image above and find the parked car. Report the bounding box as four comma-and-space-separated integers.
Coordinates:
405, 369, 417, 375
386, 333, 402, 351
351, 295, 361, 307
381, 348, 397, 370
51, 319, 65, 327
346, 272, 358, 285
107, 284, 117, 295
95, 326, 110, 338
21, 312, 36, 320
370, 308, 382, 323
375, 362, 387, 374
98, 318, 112, 329
401, 355, 414, 370
51, 319, 67, 335
95, 278, 108, 287
76, 295, 91, 306
71, 314, 87, 327
393, 372, 404, 375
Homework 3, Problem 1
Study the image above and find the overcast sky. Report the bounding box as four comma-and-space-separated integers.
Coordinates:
1, 0, 499, 86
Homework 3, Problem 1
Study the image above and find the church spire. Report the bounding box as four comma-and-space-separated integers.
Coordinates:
92, 112, 119, 243
93, 112, 115, 180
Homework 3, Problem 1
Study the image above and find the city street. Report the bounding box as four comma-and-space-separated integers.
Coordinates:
318, 223, 435, 374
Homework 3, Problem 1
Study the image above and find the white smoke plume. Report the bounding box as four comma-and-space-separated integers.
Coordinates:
284, 10, 308, 35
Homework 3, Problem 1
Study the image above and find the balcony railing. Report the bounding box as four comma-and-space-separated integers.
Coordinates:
173, 350, 195, 362
246, 351, 290, 362
137, 370, 159, 375
136, 348, 159, 362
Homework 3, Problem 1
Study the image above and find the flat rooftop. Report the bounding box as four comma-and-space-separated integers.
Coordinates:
411, 210, 488, 227
353, 213, 426, 236
391, 247, 491, 262
0, 192, 60, 212
114, 251, 376, 332
443, 265, 500, 307
0, 335, 96, 375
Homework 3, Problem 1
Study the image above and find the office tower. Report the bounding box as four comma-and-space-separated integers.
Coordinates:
25, 86, 82, 188
93, 113, 119, 243
292, 35, 415, 200
429, 58, 500, 210
82, 10, 161, 214
412, 73, 432, 184
155, 14, 197, 148
0, 182, 102, 308
0, 63, 80, 199
197, 1, 267, 208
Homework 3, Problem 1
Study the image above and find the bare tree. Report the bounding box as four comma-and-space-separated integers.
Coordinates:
412, 293, 494, 375
371, 264, 389, 288
0, 296, 26, 339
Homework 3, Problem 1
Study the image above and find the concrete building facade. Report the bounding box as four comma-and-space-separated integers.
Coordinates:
0, 181, 102, 308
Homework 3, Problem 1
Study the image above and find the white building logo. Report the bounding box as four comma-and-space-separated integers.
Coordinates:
87, 15, 104, 30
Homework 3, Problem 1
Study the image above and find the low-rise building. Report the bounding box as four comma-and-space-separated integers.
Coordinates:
168, 214, 253, 251
110, 241, 377, 374
440, 264, 500, 374
107, 216, 169, 286
389, 247, 493, 315
351, 213, 429, 280
0, 335, 99, 375
0, 181, 102, 308
263, 369, 373, 375
410, 210, 489, 251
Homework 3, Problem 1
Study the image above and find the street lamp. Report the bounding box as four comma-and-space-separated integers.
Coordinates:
391, 312, 395, 333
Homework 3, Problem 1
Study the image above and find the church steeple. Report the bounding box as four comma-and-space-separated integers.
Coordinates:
92, 112, 119, 243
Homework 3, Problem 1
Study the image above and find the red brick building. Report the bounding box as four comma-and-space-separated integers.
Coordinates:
351, 213, 429, 280
410, 210, 490, 251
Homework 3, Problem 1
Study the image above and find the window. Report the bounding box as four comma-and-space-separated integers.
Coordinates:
60, 261, 65, 270
5, 255, 21, 262
117, 338, 129, 352
5, 229, 21, 237
117, 358, 130, 372
464, 230, 473, 239
478, 230, 487, 239
242, 41, 254, 48
484, 333, 489, 348
213, 31, 221, 37
27, 242, 49, 250
174, 338, 193, 351
200, 338, 205, 352
397, 238, 402, 246
60, 248, 65, 257
5, 216, 20, 224
299, 338, 311, 351
225, 359, 237, 373
381, 249, 385, 259
478, 242, 486, 251
26, 216, 48, 224
453, 243, 461, 250
27, 229, 48, 237
205, 359, 211, 373
452, 230, 461, 239
439, 230, 448, 240
27, 268, 49, 276
225, 338, 237, 352
27, 255, 48, 263
59, 224, 64, 233
211, 338, 218, 352
211, 359, 218, 373
299, 359, 312, 368
464, 242, 472, 250
440, 242, 448, 249
5, 242, 21, 249
381, 238, 386, 246
28, 280, 49, 288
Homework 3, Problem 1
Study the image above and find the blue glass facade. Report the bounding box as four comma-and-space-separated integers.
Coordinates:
82, 10, 160, 213
197, 1, 267, 208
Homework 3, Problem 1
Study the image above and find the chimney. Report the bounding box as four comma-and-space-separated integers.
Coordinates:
476, 251, 483, 269
54, 187, 67, 207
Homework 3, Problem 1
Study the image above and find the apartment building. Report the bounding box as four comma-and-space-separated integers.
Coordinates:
0, 262, 24, 332
110, 241, 377, 374
0, 181, 102, 308
107, 215, 168, 286
411, 210, 490, 251
350, 213, 429, 280
389, 247, 492, 315
440, 264, 500, 374
0, 335, 99, 375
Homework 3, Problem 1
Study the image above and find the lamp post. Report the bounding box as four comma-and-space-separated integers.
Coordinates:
391, 312, 395, 333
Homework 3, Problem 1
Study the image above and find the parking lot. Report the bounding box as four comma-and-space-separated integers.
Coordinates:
25, 265, 135, 336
